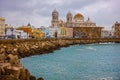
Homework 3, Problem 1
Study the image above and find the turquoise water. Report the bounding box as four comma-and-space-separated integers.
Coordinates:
21, 43, 120, 80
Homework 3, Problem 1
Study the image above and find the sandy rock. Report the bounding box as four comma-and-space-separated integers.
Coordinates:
0, 75, 19, 80
7, 54, 21, 66
19, 68, 26, 80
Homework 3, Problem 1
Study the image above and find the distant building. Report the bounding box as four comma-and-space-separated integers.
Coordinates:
60, 27, 73, 38
48, 27, 61, 38
0, 17, 6, 38
51, 10, 103, 38
101, 30, 114, 38
113, 21, 120, 37
38, 27, 50, 38
5, 27, 29, 39
5, 27, 14, 38
60, 26, 67, 37
13, 30, 29, 39
66, 28, 73, 38
51, 10, 73, 38
32, 29, 45, 39
16, 23, 33, 38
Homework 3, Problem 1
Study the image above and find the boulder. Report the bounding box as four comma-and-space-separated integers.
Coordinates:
0, 75, 19, 80
30, 75, 36, 80
37, 77, 44, 80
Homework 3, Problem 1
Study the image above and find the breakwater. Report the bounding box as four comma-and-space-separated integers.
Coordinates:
0, 38, 120, 80
0, 38, 120, 58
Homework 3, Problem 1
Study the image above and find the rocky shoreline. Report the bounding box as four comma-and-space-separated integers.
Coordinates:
0, 38, 120, 80
0, 38, 75, 80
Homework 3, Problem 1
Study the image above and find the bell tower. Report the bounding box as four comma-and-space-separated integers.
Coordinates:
66, 11, 73, 27
66, 11, 72, 22
51, 9, 59, 27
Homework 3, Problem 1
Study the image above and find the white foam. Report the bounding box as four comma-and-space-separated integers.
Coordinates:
97, 77, 112, 80
99, 42, 115, 44
87, 47, 96, 51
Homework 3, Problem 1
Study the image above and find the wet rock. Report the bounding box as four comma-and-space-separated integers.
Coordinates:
37, 77, 44, 80
19, 68, 27, 80
30, 75, 36, 80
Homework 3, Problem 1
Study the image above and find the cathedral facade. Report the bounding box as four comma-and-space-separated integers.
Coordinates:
51, 10, 103, 38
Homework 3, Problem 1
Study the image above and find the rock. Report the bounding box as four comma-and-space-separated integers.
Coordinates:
0, 48, 7, 63
30, 75, 36, 80
37, 77, 44, 80
0, 67, 5, 75
19, 68, 26, 80
0, 75, 19, 80
25, 69, 31, 80
7, 54, 21, 66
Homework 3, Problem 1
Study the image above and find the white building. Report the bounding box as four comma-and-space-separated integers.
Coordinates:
101, 30, 114, 38
13, 30, 29, 39
5, 28, 29, 39
48, 26, 61, 38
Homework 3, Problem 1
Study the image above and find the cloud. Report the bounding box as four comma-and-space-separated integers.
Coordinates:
0, 0, 120, 29
79, 0, 120, 29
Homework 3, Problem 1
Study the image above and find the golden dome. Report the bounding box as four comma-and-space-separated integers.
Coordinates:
0, 17, 5, 21
74, 13, 84, 19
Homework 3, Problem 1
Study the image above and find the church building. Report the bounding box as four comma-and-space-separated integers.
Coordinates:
51, 9, 103, 38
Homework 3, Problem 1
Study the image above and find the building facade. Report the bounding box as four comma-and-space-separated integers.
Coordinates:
113, 22, 120, 37
48, 27, 61, 38
16, 23, 33, 38
5, 27, 29, 39
51, 10, 103, 38
101, 30, 114, 38
38, 27, 50, 38
0, 17, 6, 38
32, 29, 45, 39
66, 28, 73, 38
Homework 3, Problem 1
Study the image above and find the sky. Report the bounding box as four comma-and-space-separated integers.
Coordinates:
0, 0, 120, 30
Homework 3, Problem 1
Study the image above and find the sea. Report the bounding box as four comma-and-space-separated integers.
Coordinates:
21, 43, 120, 80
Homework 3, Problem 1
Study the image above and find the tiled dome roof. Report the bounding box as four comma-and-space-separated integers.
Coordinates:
74, 13, 84, 19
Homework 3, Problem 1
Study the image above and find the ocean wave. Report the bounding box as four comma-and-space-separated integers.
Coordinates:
86, 47, 97, 51
96, 77, 112, 80
99, 42, 115, 45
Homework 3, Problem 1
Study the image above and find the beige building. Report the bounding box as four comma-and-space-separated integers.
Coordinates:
0, 17, 6, 37
113, 21, 120, 37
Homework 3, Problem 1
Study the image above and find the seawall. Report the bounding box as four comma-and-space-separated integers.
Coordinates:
1, 38, 120, 58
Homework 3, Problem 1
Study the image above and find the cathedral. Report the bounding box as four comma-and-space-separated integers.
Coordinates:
51, 9, 103, 38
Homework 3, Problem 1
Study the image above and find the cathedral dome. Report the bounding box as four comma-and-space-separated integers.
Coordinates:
0, 17, 5, 21
74, 13, 84, 19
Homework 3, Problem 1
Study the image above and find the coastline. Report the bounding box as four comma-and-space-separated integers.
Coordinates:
0, 38, 120, 80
